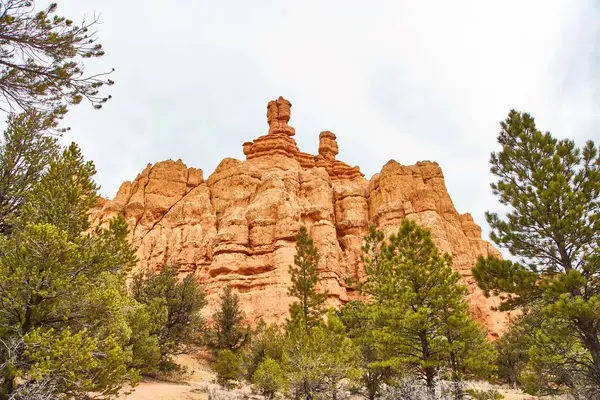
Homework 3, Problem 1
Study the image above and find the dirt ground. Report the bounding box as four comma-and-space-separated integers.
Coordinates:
117, 353, 541, 400
118, 381, 204, 400
117, 354, 212, 400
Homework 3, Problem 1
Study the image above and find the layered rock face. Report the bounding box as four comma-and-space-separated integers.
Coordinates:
92, 96, 508, 338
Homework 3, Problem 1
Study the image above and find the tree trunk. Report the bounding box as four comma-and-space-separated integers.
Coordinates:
364, 370, 378, 400
368, 389, 376, 400
304, 377, 312, 400
425, 367, 436, 400
453, 376, 463, 400
450, 353, 463, 400
367, 379, 377, 400
419, 331, 436, 400
578, 319, 600, 388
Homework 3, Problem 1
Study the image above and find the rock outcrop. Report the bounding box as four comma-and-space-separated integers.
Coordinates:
92, 96, 509, 338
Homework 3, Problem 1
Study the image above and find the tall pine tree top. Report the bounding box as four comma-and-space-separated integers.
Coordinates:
474, 110, 600, 395
211, 284, 248, 351
288, 226, 327, 330
485, 110, 600, 275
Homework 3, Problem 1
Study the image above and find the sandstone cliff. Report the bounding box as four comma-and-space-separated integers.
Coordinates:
91, 96, 509, 338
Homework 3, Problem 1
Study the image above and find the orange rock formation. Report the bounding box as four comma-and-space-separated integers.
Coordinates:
91, 96, 509, 338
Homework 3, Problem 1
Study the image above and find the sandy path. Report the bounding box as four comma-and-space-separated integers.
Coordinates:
119, 381, 204, 400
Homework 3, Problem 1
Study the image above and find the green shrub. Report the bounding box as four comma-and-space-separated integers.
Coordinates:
214, 349, 242, 390
242, 320, 284, 381
252, 357, 286, 400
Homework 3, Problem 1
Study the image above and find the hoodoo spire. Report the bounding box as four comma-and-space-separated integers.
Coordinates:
243, 96, 363, 179
267, 96, 295, 136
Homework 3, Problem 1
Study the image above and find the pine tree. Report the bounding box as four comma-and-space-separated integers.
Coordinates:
252, 357, 287, 400
288, 226, 327, 330
364, 220, 495, 399
440, 293, 496, 399
0, 111, 58, 234
340, 300, 393, 400
19, 142, 99, 237
211, 285, 248, 352
283, 311, 360, 400
0, 1, 113, 121
130, 265, 206, 370
520, 317, 588, 396
495, 310, 538, 388
473, 110, 600, 395
214, 349, 242, 390
0, 141, 139, 399
318, 311, 361, 400
242, 320, 284, 381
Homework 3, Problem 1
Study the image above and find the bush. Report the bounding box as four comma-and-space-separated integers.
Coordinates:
214, 349, 242, 390
199, 383, 245, 400
252, 357, 286, 400
130, 265, 206, 370
209, 285, 249, 352
381, 378, 429, 400
243, 320, 284, 381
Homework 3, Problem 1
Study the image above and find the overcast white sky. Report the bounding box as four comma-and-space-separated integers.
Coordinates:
44, 1, 599, 245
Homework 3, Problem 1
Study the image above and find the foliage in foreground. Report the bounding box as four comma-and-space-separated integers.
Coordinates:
214, 349, 242, 390
0, 130, 139, 398
0, 1, 114, 123
0, 111, 58, 234
209, 285, 249, 352
340, 300, 393, 400
363, 221, 496, 399
242, 320, 285, 382
0, 111, 206, 397
464, 388, 505, 400
283, 310, 361, 400
252, 357, 286, 400
130, 265, 206, 371
473, 110, 600, 396
288, 225, 327, 331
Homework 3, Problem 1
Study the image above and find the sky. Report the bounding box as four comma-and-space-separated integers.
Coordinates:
39, 0, 599, 246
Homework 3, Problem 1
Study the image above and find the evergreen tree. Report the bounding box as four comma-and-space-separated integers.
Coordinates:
0, 3, 120, 395
125, 300, 163, 375
364, 221, 495, 399
252, 357, 287, 400
340, 300, 393, 400
283, 312, 360, 400
519, 314, 587, 397
0, 111, 58, 234
242, 320, 284, 381
214, 349, 242, 390
210, 284, 248, 352
495, 310, 539, 388
130, 265, 206, 370
440, 294, 496, 400
473, 110, 600, 395
0, 142, 139, 398
318, 310, 361, 400
0, 1, 113, 121
288, 226, 327, 330
19, 142, 99, 237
